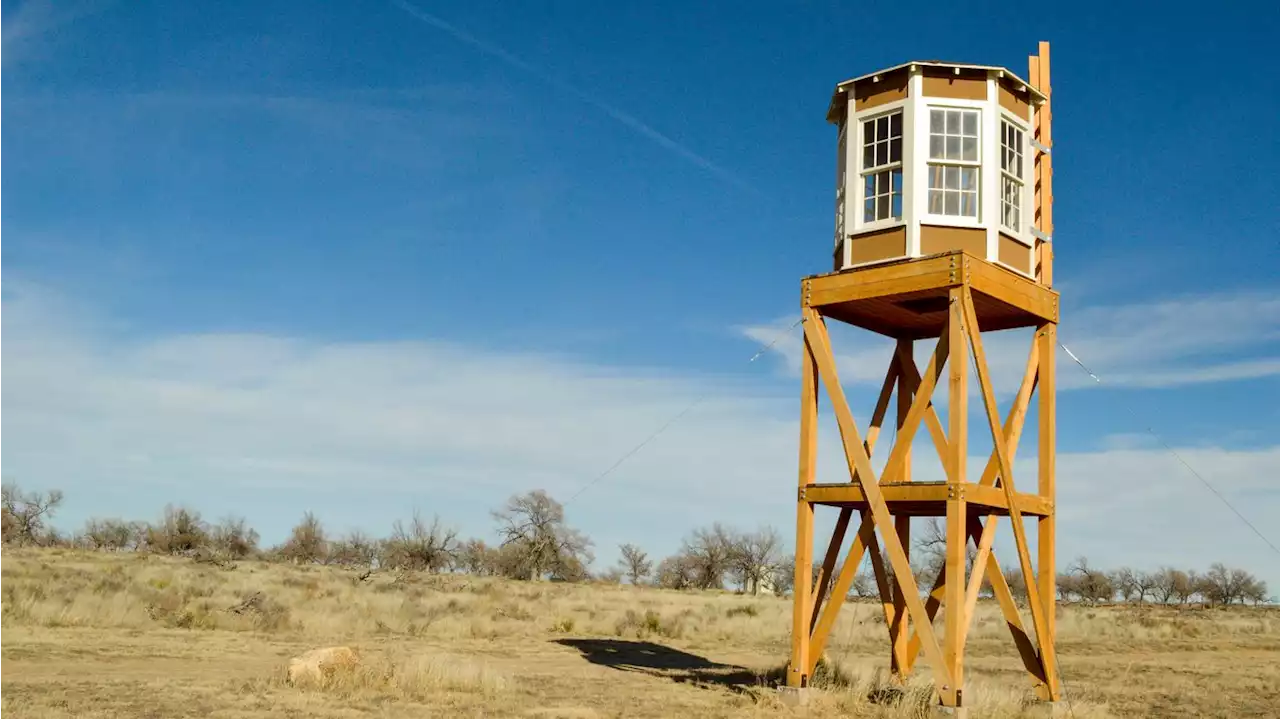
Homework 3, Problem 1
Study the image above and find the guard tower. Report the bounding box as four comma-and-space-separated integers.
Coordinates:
787, 43, 1060, 717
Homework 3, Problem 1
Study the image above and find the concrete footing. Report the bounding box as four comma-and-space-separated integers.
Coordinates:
1024, 701, 1070, 718
929, 706, 968, 719
777, 686, 813, 708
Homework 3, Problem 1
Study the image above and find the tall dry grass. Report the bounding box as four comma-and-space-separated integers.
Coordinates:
3, 548, 1274, 650
4, 548, 1276, 718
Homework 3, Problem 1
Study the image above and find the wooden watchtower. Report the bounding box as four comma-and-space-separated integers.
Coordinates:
787, 43, 1060, 716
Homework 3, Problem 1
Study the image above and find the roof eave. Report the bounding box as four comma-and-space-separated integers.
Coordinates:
827, 60, 1049, 116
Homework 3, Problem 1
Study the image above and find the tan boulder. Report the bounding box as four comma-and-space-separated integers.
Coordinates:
286, 646, 361, 685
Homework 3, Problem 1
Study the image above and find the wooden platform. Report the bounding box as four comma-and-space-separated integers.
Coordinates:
801, 481, 1052, 517
802, 250, 1058, 339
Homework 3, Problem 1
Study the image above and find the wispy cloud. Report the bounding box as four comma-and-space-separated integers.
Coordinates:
4, 277, 1277, 590
1, 0, 113, 69
740, 288, 1280, 392
387, 0, 761, 196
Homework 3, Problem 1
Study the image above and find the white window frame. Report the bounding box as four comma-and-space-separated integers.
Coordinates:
852, 102, 906, 234
998, 111, 1032, 244
921, 100, 985, 229
835, 119, 847, 250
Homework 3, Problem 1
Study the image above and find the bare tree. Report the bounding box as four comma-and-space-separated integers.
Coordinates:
456, 538, 498, 575
328, 530, 381, 568
1, 483, 65, 546
83, 518, 133, 551
127, 521, 150, 551
1002, 562, 1028, 602
914, 518, 977, 584
279, 511, 328, 564
1198, 562, 1259, 606
850, 568, 879, 599
1241, 575, 1270, 606
770, 556, 796, 596
1068, 556, 1115, 603
1134, 570, 1161, 603
679, 523, 735, 590
1111, 567, 1142, 602
728, 526, 784, 595
381, 511, 458, 572
210, 515, 260, 558
492, 490, 593, 581
617, 543, 653, 585
656, 553, 699, 590
147, 505, 209, 555
1150, 567, 1181, 604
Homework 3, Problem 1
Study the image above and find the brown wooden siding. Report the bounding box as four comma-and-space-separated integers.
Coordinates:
998, 81, 1030, 118
854, 69, 909, 111
920, 225, 986, 258
847, 227, 907, 265
921, 74, 986, 101
998, 232, 1032, 274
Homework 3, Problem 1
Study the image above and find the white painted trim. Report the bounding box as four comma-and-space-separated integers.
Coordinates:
919, 215, 985, 231
906, 69, 926, 257
904, 68, 921, 259
856, 218, 906, 235
834, 118, 847, 252
919, 102, 984, 227
996, 107, 1033, 246
918, 96, 988, 112
850, 102, 906, 235
983, 77, 999, 264
840, 95, 857, 259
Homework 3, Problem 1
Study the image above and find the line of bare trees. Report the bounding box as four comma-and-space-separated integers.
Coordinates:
1, 483, 595, 582
1052, 556, 1270, 606
1, 483, 1272, 605
831, 520, 1272, 607
615, 523, 789, 594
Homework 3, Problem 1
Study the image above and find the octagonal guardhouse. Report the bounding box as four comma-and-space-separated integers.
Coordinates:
829, 60, 1049, 279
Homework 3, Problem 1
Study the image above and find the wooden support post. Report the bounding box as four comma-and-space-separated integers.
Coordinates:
1037, 320, 1060, 700
959, 286, 1054, 702
891, 339, 912, 678
1032, 42, 1054, 287
788, 329, 819, 688
801, 308, 953, 695
942, 289, 968, 708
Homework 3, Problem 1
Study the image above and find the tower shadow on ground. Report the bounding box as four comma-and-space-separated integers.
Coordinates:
552, 638, 781, 695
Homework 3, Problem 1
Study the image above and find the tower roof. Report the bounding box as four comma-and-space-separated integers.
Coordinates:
826, 60, 1048, 123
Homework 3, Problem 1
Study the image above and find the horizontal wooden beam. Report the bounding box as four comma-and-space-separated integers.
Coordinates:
803, 250, 1059, 340
967, 257, 1059, 324
801, 482, 1052, 517
805, 254, 964, 307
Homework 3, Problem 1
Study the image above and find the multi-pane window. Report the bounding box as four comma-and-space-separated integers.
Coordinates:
926, 108, 980, 218
861, 111, 903, 223
1000, 119, 1024, 233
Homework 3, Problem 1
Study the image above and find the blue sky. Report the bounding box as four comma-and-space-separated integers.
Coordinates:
3, 1, 1278, 590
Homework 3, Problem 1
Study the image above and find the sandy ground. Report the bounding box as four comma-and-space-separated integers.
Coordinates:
4, 624, 1279, 718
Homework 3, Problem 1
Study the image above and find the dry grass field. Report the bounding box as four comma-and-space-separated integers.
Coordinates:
2, 549, 1277, 718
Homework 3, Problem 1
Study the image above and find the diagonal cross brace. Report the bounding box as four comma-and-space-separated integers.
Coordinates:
959, 287, 1056, 687
801, 307, 953, 692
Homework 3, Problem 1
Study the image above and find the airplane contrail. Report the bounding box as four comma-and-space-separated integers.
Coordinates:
389, 0, 762, 196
